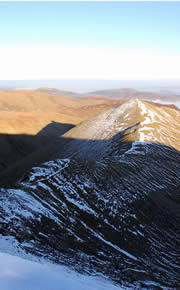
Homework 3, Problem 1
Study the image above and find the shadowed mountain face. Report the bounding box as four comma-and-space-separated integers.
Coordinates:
0, 122, 74, 175
0, 99, 180, 288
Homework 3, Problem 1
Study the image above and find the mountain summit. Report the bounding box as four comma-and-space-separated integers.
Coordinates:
52, 98, 180, 162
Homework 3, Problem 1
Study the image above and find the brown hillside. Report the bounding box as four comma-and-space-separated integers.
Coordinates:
0, 89, 179, 185
0, 90, 126, 176
0, 90, 127, 135
0, 96, 179, 187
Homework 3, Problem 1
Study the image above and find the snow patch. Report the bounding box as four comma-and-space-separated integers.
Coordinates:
0, 252, 122, 290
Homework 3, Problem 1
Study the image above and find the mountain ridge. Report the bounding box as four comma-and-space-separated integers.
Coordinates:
0, 98, 179, 187
0, 97, 179, 288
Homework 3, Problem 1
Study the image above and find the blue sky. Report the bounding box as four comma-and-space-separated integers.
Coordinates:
0, 1, 180, 80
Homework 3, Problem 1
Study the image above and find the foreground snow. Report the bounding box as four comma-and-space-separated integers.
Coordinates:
0, 252, 121, 290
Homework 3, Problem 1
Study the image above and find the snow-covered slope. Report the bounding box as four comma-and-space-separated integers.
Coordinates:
0, 99, 180, 288
0, 252, 122, 290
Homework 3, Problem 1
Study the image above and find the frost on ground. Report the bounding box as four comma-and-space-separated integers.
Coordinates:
0, 252, 121, 290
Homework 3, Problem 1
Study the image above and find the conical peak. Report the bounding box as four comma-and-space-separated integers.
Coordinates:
63, 98, 140, 141
99, 97, 149, 120
64, 97, 180, 151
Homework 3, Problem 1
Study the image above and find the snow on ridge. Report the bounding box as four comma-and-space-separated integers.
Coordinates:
24, 159, 70, 183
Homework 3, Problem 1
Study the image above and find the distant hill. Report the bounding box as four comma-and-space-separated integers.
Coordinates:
89, 88, 138, 97
36, 88, 81, 98
89, 88, 180, 104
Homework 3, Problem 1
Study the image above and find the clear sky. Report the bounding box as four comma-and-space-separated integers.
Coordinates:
0, 1, 180, 80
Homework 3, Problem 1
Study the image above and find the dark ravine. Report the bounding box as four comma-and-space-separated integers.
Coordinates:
0, 99, 180, 289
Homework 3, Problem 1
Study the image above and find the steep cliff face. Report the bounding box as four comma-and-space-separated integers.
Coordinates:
0, 99, 179, 288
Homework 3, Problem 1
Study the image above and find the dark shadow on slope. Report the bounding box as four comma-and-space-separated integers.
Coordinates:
0, 122, 140, 187
0, 135, 179, 288
36, 121, 74, 137
0, 121, 74, 181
